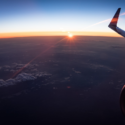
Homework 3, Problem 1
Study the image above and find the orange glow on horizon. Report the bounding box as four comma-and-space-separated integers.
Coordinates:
0, 31, 122, 39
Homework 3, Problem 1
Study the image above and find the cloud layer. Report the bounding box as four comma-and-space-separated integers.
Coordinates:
0, 63, 51, 87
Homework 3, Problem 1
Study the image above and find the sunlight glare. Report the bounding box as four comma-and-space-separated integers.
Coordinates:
68, 34, 73, 38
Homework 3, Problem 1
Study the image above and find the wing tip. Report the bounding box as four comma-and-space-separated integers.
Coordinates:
108, 8, 121, 28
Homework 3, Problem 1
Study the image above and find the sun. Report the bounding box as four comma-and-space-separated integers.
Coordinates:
68, 34, 73, 38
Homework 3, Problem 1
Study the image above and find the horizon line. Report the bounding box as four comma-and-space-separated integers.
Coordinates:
0, 31, 122, 38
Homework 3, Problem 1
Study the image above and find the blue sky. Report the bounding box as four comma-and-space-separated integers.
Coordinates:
0, 0, 125, 33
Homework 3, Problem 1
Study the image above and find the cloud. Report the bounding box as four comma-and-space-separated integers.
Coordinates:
111, 45, 125, 49
72, 68, 81, 74
0, 63, 52, 87
89, 64, 113, 71
0, 79, 6, 86
0, 73, 36, 87
16, 73, 36, 82
6, 79, 16, 85
2, 63, 39, 73
64, 77, 70, 80
0, 71, 52, 87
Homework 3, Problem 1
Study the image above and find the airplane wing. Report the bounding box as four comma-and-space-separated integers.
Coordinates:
109, 8, 125, 117
108, 8, 125, 37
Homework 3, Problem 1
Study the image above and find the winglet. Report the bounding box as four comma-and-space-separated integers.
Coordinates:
109, 8, 121, 27
108, 8, 125, 37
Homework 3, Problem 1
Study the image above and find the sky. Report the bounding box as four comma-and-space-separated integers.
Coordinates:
0, 0, 125, 35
